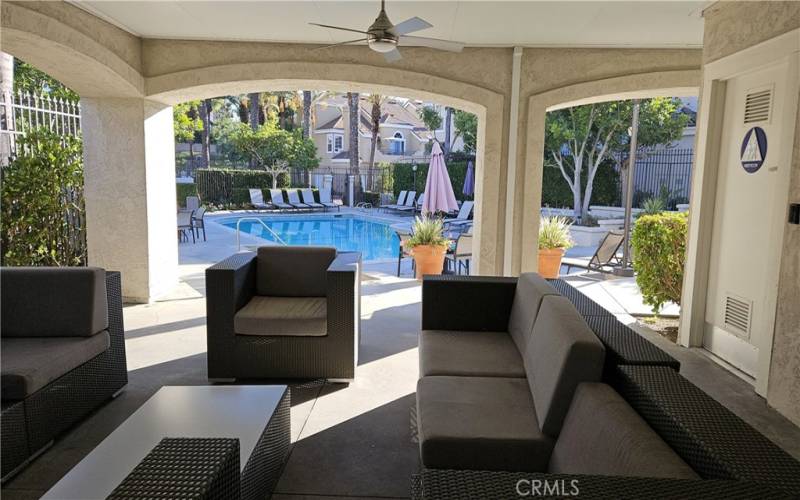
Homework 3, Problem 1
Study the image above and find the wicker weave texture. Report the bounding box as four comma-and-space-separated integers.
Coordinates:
421, 275, 517, 332
413, 469, 793, 499
612, 365, 800, 494
206, 252, 360, 380
241, 388, 291, 500
547, 279, 612, 317
108, 438, 241, 500
584, 314, 680, 371
0, 400, 29, 479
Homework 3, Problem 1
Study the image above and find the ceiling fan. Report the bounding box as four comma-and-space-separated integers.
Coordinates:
310, 0, 465, 62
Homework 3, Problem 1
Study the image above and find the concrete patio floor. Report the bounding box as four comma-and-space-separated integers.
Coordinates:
3, 214, 800, 499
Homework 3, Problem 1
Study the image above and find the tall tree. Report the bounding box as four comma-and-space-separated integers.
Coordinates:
347, 92, 361, 203
248, 93, 260, 131
199, 99, 212, 168
544, 98, 687, 221
367, 94, 386, 169
173, 101, 204, 171
452, 110, 478, 154
231, 122, 319, 189
418, 105, 443, 145
443, 107, 453, 155
302, 91, 312, 138
1, 52, 14, 165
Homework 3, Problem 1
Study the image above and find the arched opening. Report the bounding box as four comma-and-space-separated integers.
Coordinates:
389, 132, 406, 155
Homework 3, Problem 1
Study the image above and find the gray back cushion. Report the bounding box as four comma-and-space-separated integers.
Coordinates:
1, 267, 108, 337
507, 273, 559, 353
257, 246, 337, 297
549, 383, 699, 479
524, 295, 605, 436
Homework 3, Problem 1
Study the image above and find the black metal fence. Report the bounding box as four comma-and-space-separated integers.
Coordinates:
291, 166, 392, 198
616, 148, 693, 205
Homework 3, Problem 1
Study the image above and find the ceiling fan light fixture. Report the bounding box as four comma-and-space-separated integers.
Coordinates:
368, 37, 398, 53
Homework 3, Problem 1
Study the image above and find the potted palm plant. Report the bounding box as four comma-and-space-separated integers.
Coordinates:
406, 216, 449, 280
538, 215, 574, 279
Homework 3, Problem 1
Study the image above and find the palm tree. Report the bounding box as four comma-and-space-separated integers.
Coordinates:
0, 52, 14, 165
366, 94, 387, 191
248, 92, 260, 130
302, 91, 312, 138
444, 106, 453, 155
200, 98, 212, 167
347, 92, 361, 203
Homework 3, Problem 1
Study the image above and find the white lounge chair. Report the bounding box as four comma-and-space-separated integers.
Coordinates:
249, 189, 271, 209
396, 192, 424, 212
301, 189, 325, 210
444, 200, 474, 226
383, 191, 408, 211
286, 189, 311, 209
269, 189, 293, 210
388, 191, 416, 212
319, 187, 341, 211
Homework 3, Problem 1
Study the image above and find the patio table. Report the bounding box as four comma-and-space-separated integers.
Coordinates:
43, 385, 290, 500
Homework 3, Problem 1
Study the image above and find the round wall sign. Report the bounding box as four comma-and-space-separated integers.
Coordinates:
740, 126, 767, 173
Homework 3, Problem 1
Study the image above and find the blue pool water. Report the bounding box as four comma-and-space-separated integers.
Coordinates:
219, 215, 401, 261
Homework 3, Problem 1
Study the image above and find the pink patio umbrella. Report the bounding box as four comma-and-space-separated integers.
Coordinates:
422, 141, 460, 215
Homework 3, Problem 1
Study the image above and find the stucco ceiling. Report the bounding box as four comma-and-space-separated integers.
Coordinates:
71, 1, 708, 48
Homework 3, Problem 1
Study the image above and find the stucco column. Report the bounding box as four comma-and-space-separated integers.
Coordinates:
81, 98, 178, 303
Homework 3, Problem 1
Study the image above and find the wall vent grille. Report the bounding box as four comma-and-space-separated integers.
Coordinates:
724, 294, 752, 338
744, 88, 772, 124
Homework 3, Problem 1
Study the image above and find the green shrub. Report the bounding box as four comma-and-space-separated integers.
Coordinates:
406, 216, 447, 249
195, 168, 290, 204
631, 212, 688, 314
640, 196, 666, 216
176, 183, 197, 207
541, 158, 620, 208
1, 128, 86, 266
362, 191, 381, 206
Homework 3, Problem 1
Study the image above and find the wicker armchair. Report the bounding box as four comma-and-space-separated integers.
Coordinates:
1, 268, 128, 481
206, 246, 361, 381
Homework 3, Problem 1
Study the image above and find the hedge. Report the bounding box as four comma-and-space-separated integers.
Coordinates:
631, 211, 688, 314
541, 160, 620, 209
195, 168, 290, 204
392, 161, 473, 201
176, 183, 197, 207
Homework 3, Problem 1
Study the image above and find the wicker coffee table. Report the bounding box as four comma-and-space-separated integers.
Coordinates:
43, 385, 290, 500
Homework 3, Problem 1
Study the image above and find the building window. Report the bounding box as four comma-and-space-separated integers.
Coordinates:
390, 132, 405, 155
327, 133, 344, 154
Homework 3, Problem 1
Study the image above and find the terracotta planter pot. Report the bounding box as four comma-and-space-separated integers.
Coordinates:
538, 247, 566, 279
411, 244, 448, 281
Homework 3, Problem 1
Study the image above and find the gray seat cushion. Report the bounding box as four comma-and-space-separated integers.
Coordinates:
257, 246, 336, 297
234, 296, 327, 336
507, 273, 558, 353
417, 376, 554, 472
1, 267, 108, 337
549, 383, 699, 479
524, 295, 605, 436
419, 330, 525, 378
1, 332, 111, 400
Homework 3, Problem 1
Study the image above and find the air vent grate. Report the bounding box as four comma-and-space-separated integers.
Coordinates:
744, 88, 772, 124
724, 294, 752, 338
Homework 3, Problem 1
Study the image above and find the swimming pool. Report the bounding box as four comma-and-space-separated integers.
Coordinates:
218, 214, 401, 261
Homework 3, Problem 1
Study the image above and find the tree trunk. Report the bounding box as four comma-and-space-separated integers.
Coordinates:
302, 91, 312, 138
347, 92, 361, 204
248, 93, 260, 130
444, 107, 452, 155
188, 142, 195, 172
200, 99, 212, 168
0, 52, 14, 165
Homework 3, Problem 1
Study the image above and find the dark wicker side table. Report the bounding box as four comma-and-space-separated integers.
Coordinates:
108, 438, 241, 500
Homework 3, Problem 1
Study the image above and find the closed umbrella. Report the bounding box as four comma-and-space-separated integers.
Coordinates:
422, 142, 460, 215
462, 160, 475, 197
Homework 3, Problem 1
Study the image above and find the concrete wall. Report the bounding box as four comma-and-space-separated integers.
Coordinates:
696, 1, 800, 425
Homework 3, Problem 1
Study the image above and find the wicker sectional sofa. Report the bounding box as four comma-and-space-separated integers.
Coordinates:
0, 268, 128, 481
414, 274, 800, 499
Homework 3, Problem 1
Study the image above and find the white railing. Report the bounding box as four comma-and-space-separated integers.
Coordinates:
235, 217, 287, 251
1, 90, 81, 161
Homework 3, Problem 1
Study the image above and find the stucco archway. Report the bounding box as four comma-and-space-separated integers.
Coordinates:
517, 69, 701, 273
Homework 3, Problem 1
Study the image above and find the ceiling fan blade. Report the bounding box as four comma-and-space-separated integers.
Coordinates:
314, 38, 369, 51
399, 35, 465, 52
309, 22, 369, 35
383, 48, 402, 63
390, 16, 433, 36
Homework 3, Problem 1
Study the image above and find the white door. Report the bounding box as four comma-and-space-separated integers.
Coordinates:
703, 60, 794, 389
